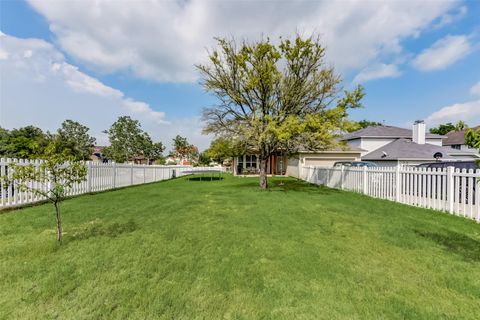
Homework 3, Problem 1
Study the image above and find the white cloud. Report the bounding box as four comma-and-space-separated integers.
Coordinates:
412, 35, 471, 71
0, 33, 212, 150
425, 100, 480, 127
353, 63, 401, 83
470, 81, 480, 96
27, 0, 460, 82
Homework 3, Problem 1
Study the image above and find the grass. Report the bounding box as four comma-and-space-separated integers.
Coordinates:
1, 175, 479, 319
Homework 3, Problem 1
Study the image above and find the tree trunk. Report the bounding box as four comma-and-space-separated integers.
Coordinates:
259, 157, 268, 189
54, 202, 62, 242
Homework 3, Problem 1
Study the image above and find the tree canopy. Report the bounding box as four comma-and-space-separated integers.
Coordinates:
0, 126, 49, 159
204, 137, 240, 164
197, 35, 363, 188
429, 121, 468, 135
465, 127, 480, 150
172, 135, 198, 162
47, 120, 96, 160
103, 116, 165, 163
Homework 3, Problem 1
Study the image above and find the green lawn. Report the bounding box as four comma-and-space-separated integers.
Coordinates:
1, 175, 479, 319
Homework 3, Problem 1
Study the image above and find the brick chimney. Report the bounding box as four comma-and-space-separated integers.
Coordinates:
413, 120, 425, 144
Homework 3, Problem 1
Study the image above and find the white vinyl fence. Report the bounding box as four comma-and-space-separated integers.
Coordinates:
300, 165, 480, 222
0, 158, 225, 209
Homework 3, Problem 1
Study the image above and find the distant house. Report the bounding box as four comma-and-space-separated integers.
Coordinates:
91, 146, 107, 162
164, 155, 194, 166
443, 126, 479, 152
344, 121, 479, 167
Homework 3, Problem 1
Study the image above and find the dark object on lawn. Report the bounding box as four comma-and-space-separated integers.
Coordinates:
185, 169, 224, 181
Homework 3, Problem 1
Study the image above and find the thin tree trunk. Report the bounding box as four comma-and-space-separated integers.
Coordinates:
259, 157, 268, 189
54, 202, 62, 242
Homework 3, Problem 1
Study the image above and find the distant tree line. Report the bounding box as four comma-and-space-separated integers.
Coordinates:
0, 117, 168, 163
429, 121, 468, 135
0, 120, 96, 160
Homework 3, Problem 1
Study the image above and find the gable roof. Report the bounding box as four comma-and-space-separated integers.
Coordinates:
443, 126, 480, 146
342, 125, 443, 140
362, 138, 478, 161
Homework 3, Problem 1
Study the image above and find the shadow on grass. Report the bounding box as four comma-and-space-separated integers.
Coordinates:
187, 177, 224, 181
68, 219, 137, 242
415, 229, 480, 262
231, 178, 341, 194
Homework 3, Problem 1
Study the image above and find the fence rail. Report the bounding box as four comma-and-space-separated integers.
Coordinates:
300, 165, 480, 222
0, 158, 226, 209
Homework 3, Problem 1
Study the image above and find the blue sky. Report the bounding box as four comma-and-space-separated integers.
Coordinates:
1, 0, 479, 150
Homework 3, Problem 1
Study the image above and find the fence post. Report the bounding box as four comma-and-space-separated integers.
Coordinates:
340, 165, 345, 190
446, 166, 454, 213
112, 162, 116, 188
87, 162, 92, 193
153, 166, 157, 181
395, 165, 401, 202
130, 163, 134, 185
362, 166, 367, 194
143, 165, 146, 184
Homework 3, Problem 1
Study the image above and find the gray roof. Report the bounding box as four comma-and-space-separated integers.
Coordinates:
342, 125, 443, 140
362, 139, 478, 161
443, 126, 479, 146
298, 145, 365, 153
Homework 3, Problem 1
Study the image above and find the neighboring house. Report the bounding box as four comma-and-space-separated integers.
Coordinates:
233, 146, 363, 177
351, 121, 479, 167
91, 146, 107, 162
443, 126, 479, 152
131, 155, 151, 165
342, 122, 444, 156
165, 155, 194, 166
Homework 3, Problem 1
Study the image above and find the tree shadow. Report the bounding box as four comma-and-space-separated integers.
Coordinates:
414, 229, 480, 262
187, 177, 224, 181
231, 178, 340, 194
67, 219, 137, 242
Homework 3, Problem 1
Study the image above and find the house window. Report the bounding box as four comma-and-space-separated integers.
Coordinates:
236, 156, 244, 174
246, 155, 257, 169
451, 145, 461, 150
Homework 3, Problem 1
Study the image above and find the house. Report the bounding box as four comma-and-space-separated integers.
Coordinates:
91, 146, 107, 162
164, 155, 195, 166
443, 126, 479, 152
349, 121, 479, 167
341, 122, 444, 156
233, 146, 363, 177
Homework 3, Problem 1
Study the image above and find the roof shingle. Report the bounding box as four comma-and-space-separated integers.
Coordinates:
362, 138, 478, 161
342, 125, 443, 140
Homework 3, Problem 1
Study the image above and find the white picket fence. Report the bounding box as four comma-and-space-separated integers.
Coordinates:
0, 158, 226, 209
300, 165, 480, 222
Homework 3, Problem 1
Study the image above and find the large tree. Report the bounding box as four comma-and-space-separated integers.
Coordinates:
139, 133, 165, 164
204, 137, 241, 164
197, 35, 363, 188
104, 116, 164, 163
48, 120, 96, 160
103, 116, 145, 163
